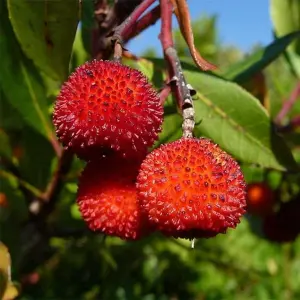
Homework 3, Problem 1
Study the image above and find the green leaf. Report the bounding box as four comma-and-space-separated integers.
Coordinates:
7, 0, 79, 81
223, 32, 300, 83
134, 59, 155, 83
155, 113, 182, 147
270, 0, 300, 78
0, 243, 10, 298
0, 4, 54, 141
270, 0, 300, 54
71, 28, 90, 72
18, 127, 56, 189
0, 90, 23, 132
0, 129, 12, 161
184, 70, 297, 171
81, 0, 95, 54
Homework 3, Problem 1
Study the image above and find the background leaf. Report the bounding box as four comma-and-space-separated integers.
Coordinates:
7, 0, 79, 82
222, 32, 300, 83
270, 0, 300, 78
0, 130, 12, 161
270, 0, 300, 53
0, 4, 54, 141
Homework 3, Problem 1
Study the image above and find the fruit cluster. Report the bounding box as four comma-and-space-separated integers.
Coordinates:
53, 60, 247, 241
246, 182, 300, 243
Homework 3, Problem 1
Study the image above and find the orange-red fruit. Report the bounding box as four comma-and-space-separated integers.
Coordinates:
246, 182, 274, 216
263, 198, 300, 243
137, 138, 247, 239
0, 193, 8, 207
77, 158, 151, 240
53, 60, 163, 161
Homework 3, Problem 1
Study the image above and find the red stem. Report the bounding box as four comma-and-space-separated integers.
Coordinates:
124, 4, 161, 43
276, 82, 300, 124
50, 133, 62, 158
160, 0, 173, 50
113, 0, 157, 44
159, 84, 171, 104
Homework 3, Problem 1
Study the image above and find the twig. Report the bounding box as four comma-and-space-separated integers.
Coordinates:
113, 42, 123, 62
124, 4, 161, 43
276, 82, 300, 124
111, 0, 157, 61
0, 169, 44, 200
29, 150, 73, 216
50, 134, 62, 158
160, 0, 195, 137
159, 83, 172, 104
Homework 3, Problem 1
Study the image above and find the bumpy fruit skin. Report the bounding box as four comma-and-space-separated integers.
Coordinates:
246, 182, 274, 216
137, 138, 246, 239
53, 60, 163, 161
77, 158, 151, 240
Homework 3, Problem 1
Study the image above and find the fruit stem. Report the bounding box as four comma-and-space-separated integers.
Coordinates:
159, 83, 172, 104
112, 0, 157, 62
160, 0, 195, 138
123, 4, 161, 44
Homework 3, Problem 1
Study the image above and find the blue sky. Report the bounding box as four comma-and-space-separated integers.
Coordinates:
128, 0, 273, 55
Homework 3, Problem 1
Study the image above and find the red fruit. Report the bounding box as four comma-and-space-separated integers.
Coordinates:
246, 182, 274, 216
53, 60, 163, 161
0, 193, 8, 207
137, 138, 246, 239
263, 198, 300, 243
77, 158, 151, 240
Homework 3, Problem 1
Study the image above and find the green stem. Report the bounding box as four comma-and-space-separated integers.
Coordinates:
0, 169, 44, 199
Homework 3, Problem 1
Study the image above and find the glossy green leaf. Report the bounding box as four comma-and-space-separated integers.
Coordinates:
184, 70, 297, 171
0, 5, 54, 141
270, 0, 300, 54
0, 130, 12, 161
223, 32, 300, 83
7, 0, 79, 81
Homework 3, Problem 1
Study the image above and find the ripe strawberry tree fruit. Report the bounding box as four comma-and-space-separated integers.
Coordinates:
53, 60, 163, 161
137, 137, 247, 239
246, 182, 275, 216
77, 157, 152, 241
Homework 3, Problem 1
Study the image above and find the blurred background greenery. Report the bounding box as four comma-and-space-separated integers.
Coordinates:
1, 0, 300, 299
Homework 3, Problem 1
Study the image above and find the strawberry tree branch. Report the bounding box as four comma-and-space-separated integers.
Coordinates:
276, 82, 300, 124
112, 0, 157, 62
50, 134, 62, 158
29, 150, 73, 216
123, 4, 161, 43
0, 169, 44, 200
159, 83, 172, 104
160, 0, 195, 138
